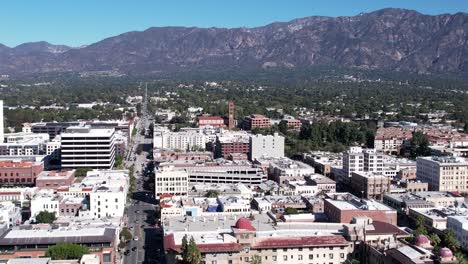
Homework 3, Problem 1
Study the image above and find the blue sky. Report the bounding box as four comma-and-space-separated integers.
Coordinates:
1, 0, 467, 47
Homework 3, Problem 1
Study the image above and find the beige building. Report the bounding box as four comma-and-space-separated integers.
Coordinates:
351, 171, 390, 200
155, 166, 189, 199
416, 156, 468, 192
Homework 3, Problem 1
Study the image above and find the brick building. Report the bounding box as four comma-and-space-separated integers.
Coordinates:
215, 133, 250, 159
242, 114, 271, 130
324, 193, 397, 225
197, 115, 226, 128
35, 170, 75, 190
0, 160, 44, 185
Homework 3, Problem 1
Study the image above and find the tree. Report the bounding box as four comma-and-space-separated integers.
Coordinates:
205, 190, 219, 198
181, 235, 201, 264
278, 121, 288, 134
45, 243, 89, 260
249, 255, 262, 264
120, 227, 132, 242
75, 168, 91, 178
114, 155, 124, 169
414, 216, 428, 236
35, 211, 57, 224
284, 207, 298, 215
409, 131, 431, 158
430, 233, 441, 248
442, 229, 461, 253
455, 252, 468, 264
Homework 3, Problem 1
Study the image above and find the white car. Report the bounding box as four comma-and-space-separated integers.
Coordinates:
133, 236, 139, 241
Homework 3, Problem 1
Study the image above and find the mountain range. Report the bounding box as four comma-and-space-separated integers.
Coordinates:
1, 8, 467, 76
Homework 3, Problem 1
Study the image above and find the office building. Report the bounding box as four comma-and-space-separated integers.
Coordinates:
155, 166, 189, 199
417, 156, 468, 192
60, 126, 116, 169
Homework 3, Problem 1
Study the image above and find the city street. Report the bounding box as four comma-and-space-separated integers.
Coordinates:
123, 89, 162, 264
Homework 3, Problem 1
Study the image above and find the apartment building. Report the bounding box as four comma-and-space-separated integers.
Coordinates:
60, 126, 116, 169
153, 127, 206, 151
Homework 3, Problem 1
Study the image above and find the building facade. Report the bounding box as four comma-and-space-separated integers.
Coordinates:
417, 156, 468, 192
60, 126, 116, 169
155, 166, 189, 199
0, 160, 44, 185
249, 133, 285, 161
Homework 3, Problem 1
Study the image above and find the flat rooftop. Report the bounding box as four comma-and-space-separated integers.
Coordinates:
0, 226, 116, 245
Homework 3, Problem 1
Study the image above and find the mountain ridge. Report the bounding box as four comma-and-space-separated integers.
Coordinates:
1, 8, 467, 75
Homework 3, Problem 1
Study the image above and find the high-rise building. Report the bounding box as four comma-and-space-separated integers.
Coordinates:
60, 126, 116, 169
228, 100, 235, 130
0, 100, 3, 143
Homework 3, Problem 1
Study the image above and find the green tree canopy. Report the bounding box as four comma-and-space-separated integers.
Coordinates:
35, 211, 57, 224
205, 190, 220, 198
120, 227, 132, 242
181, 235, 201, 264
45, 243, 89, 260
284, 207, 298, 215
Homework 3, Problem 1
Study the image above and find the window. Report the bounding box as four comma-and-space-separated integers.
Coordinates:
272, 256, 277, 261
340, 253, 345, 258
244, 257, 249, 262
283, 256, 287, 261
309, 254, 313, 260
329, 253, 333, 259
298, 255, 303, 260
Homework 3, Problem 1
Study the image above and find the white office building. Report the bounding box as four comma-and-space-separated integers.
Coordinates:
249, 133, 285, 160
155, 166, 189, 199
60, 126, 116, 169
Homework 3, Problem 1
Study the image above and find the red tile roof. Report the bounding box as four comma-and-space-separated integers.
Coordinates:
252, 235, 348, 249
367, 221, 410, 237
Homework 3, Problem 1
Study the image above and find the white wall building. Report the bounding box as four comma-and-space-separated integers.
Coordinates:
61, 126, 116, 169
155, 166, 189, 199
89, 186, 126, 218
30, 190, 60, 218
249, 133, 285, 160
154, 127, 206, 151
0, 201, 21, 227
340, 147, 384, 188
